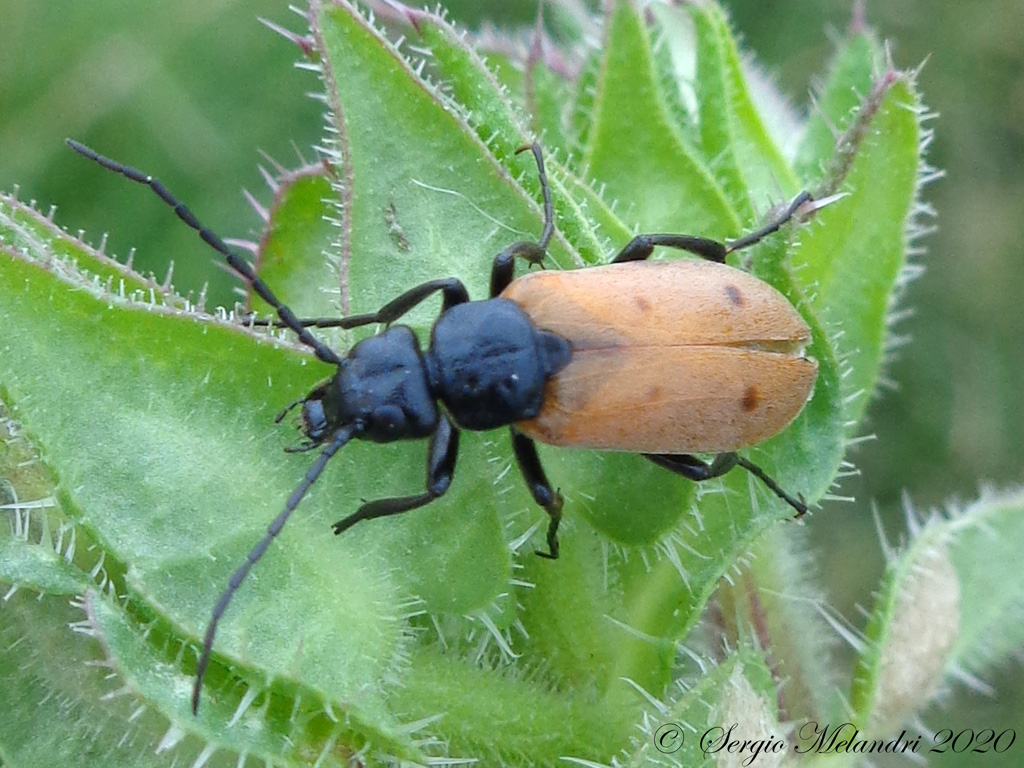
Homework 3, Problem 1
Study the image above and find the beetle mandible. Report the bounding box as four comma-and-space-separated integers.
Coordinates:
66, 139, 817, 713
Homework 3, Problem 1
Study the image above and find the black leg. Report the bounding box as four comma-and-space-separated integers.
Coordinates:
241, 314, 357, 330
193, 424, 358, 714
334, 278, 470, 327
490, 143, 557, 297
644, 452, 807, 517
610, 190, 812, 265
733, 455, 807, 518
612, 234, 728, 264
510, 428, 564, 559
490, 243, 547, 296
332, 416, 460, 534
245, 278, 470, 330
725, 191, 811, 254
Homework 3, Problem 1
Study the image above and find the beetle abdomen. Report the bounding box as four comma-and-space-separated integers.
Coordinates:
517, 346, 816, 452
502, 260, 817, 452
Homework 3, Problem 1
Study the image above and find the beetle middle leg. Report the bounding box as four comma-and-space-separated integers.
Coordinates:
509, 427, 564, 559
490, 143, 557, 297
644, 452, 807, 518
332, 416, 461, 534
611, 191, 812, 265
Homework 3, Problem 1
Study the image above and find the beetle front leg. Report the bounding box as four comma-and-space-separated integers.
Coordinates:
332, 417, 461, 534
644, 452, 807, 518
248, 279, 471, 330
509, 427, 564, 559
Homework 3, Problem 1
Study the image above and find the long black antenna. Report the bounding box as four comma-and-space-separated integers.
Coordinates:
192, 425, 357, 714
65, 139, 357, 712
65, 139, 341, 365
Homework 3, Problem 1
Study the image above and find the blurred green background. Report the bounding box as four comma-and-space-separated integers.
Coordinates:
2, 0, 1022, 763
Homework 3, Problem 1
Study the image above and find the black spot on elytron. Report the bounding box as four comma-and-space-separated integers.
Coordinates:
725, 284, 744, 307
742, 385, 760, 412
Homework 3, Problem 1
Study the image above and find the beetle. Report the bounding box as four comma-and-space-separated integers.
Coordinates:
66, 139, 817, 713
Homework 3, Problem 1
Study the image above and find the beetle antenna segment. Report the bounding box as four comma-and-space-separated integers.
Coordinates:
275, 398, 305, 423
735, 456, 808, 518
725, 191, 812, 254
516, 143, 555, 252
192, 424, 358, 714
65, 139, 342, 366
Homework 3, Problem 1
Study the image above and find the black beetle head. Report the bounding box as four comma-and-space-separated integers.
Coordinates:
286, 327, 440, 448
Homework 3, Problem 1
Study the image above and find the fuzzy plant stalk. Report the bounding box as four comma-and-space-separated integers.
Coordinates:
2, 2, 1022, 768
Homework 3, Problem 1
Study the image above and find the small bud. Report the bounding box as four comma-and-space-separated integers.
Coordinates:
869, 543, 959, 731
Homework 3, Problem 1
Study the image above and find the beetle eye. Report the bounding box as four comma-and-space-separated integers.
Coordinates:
301, 399, 328, 442
372, 405, 406, 439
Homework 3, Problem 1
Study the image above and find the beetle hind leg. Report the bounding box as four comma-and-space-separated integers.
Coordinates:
644, 452, 807, 518
490, 144, 557, 297
612, 234, 728, 264
510, 428, 564, 559
610, 191, 812, 265
734, 456, 808, 518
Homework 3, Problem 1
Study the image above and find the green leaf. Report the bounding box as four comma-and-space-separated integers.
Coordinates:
795, 27, 884, 182
0, 190, 177, 300
0, 591, 173, 768
798, 73, 925, 425
248, 162, 341, 319
0, 405, 93, 597
387, 1, 626, 264
0, 536, 91, 596
584, 1, 736, 236
948, 488, 1024, 671
0, 1, 933, 765
618, 649, 782, 767
0, 242, 424, 756
687, 2, 800, 213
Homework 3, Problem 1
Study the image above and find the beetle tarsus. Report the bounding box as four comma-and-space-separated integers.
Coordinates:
535, 491, 564, 560
644, 452, 807, 518
725, 191, 813, 254
735, 456, 808, 518
275, 398, 304, 423
284, 441, 319, 454
508, 428, 564, 559
515, 143, 554, 251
